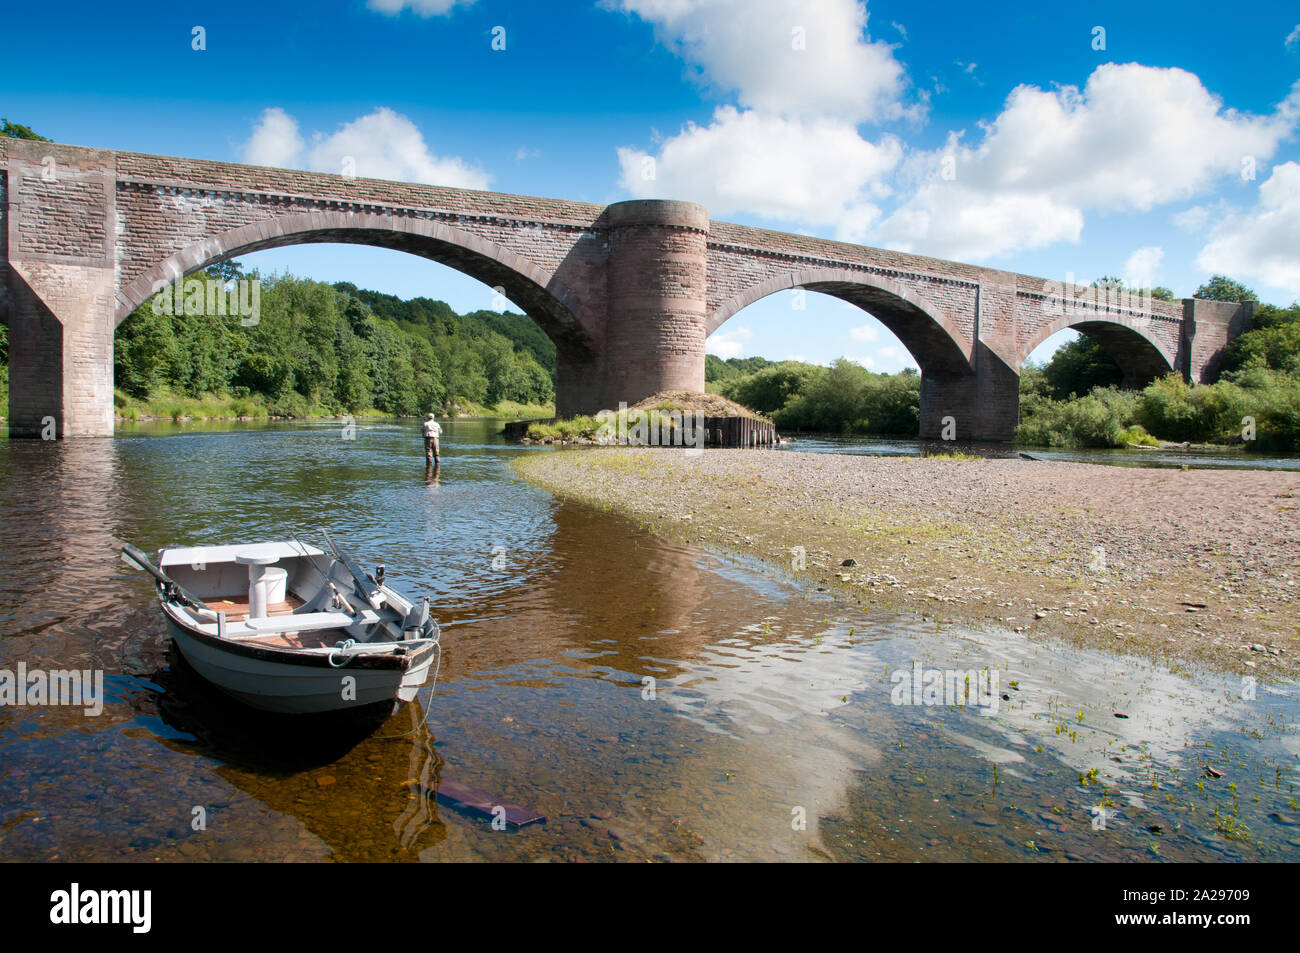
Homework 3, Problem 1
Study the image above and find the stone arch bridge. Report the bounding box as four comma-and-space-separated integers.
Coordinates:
1, 139, 1253, 439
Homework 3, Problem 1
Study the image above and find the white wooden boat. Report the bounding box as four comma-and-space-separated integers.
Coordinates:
123, 534, 440, 715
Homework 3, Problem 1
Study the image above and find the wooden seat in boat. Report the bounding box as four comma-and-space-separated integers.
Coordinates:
204, 593, 304, 623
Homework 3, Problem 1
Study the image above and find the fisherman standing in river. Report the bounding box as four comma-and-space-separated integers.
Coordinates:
422, 412, 442, 467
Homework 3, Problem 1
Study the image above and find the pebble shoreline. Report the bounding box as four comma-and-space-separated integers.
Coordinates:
514, 448, 1300, 681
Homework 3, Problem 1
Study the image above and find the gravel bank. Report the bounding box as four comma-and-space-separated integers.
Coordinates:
514, 448, 1300, 680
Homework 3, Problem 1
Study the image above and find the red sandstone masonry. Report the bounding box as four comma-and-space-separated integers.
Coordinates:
0, 139, 1248, 439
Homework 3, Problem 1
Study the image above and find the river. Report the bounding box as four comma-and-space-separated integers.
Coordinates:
0, 418, 1296, 861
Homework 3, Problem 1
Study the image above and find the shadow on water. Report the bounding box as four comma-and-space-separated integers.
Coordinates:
148, 646, 450, 861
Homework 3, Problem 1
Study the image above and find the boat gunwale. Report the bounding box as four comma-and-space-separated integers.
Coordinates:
160, 593, 438, 671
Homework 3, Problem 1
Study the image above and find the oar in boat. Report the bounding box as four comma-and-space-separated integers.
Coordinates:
321, 530, 385, 612
120, 543, 212, 615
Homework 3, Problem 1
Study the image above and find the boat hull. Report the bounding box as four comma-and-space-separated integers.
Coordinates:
166, 617, 437, 715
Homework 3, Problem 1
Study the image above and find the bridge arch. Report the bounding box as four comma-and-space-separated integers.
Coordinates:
114, 211, 601, 357
707, 267, 973, 378
1019, 313, 1174, 388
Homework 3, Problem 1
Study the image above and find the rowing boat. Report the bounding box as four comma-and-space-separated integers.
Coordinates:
123, 534, 440, 715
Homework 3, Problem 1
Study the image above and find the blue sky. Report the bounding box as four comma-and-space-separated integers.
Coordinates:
7, 0, 1299, 370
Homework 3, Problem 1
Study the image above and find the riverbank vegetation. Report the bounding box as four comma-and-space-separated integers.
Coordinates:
112, 269, 556, 420
704, 276, 1298, 452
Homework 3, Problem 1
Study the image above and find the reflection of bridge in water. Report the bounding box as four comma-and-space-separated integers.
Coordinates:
1, 138, 1254, 441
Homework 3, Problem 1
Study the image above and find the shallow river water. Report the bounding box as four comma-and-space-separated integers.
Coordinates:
0, 419, 1296, 862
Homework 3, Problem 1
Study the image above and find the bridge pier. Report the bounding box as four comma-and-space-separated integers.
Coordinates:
6, 264, 116, 438
919, 344, 1020, 443
587, 200, 709, 411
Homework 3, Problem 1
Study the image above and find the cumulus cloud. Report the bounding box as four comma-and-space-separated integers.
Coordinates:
1123, 246, 1164, 286
367, 0, 475, 15
610, 0, 915, 239
706, 324, 752, 359
848, 324, 879, 342
618, 106, 900, 233
1287, 24, 1300, 50
877, 65, 1300, 260
241, 107, 489, 189
608, 0, 913, 124
241, 107, 304, 168
1197, 162, 1300, 295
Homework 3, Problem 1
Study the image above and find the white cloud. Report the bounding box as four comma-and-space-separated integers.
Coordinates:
1197, 162, 1300, 294
848, 355, 876, 369
1171, 205, 1210, 232
618, 106, 900, 233
877, 344, 917, 371
848, 324, 879, 342
877, 65, 1300, 261
241, 107, 304, 168
367, 0, 475, 15
609, 0, 913, 124
1287, 24, 1300, 50
241, 107, 489, 190
707, 325, 752, 359
1122, 246, 1164, 285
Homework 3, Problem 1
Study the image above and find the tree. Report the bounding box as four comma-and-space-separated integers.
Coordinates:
1194, 275, 1257, 302
1093, 275, 1175, 301
1, 119, 48, 141
205, 260, 244, 283
1042, 335, 1123, 399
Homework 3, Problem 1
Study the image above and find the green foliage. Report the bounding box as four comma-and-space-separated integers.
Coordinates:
774, 359, 921, 434
1135, 373, 1248, 442
1194, 275, 1257, 302
1, 119, 49, 141
1118, 425, 1159, 447
1093, 275, 1175, 301
705, 354, 778, 382
1016, 388, 1133, 448
717, 361, 824, 414
1037, 335, 1124, 399
526, 415, 602, 440
1220, 304, 1300, 376
711, 357, 920, 435
1018, 368, 1300, 452
113, 273, 557, 417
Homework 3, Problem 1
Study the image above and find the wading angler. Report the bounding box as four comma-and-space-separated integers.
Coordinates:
150, 276, 261, 326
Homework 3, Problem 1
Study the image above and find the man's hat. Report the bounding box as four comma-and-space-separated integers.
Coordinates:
428, 412, 436, 418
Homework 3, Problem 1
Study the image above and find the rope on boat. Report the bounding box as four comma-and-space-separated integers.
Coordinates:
328, 638, 357, 667
373, 637, 443, 741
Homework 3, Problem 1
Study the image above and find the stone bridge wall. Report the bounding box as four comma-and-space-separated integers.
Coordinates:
1, 138, 1252, 440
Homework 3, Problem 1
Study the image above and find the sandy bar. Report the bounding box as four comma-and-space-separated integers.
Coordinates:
514, 448, 1300, 680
